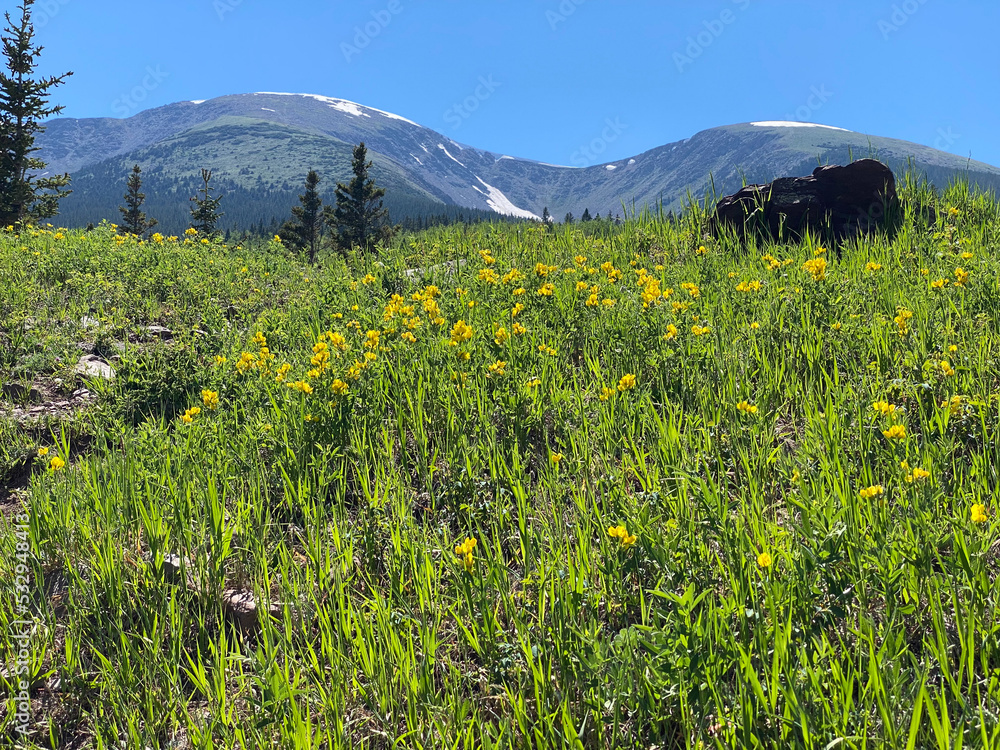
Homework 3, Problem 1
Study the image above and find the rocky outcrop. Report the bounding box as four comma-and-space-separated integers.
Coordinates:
710, 159, 901, 243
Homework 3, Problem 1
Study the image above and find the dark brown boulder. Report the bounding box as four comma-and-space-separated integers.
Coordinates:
709, 159, 901, 244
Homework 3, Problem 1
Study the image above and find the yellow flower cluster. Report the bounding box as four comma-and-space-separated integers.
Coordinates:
735, 280, 762, 293
802, 257, 828, 281
893, 308, 913, 337
607, 525, 637, 547
761, 253, 782, 271
858, 485, 883, 499
882, 425, 907, 440
201, 390, 219, 410
617, 373, 636, 392
680, 282, 700, 298
288, 380, 313, 394
971, 504, 988, 524
450, 320, 473, 345
736, 400, 758, 415
954, 267, 969, 287
872, 401, 896, 416
181, 406, 201, 424
455, 537, 477, 572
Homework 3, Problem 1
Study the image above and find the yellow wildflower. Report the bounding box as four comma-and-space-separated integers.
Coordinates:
201, 390, 219, 410
971, 504, 988, 524
882, 425, 907, 440
617, 373, 637, 392
607, 525, 637, 547
756, 551, 773, 568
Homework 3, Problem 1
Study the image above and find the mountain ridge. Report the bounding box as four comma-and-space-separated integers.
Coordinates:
36, 92, 1000, 232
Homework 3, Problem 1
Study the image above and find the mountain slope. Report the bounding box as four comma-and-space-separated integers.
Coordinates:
37, 93, 1000, 229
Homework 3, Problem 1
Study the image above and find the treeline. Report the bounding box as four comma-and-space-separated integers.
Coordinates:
56, 160, 511, 237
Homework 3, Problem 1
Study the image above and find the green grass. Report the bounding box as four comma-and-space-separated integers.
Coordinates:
1, 179, 999, 749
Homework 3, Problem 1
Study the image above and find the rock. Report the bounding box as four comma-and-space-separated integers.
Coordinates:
709, 159, 901, 245
158, 554, 185, 585
404, 259, 467, 279
2, 383, 42, 402
222, 589, 259, 630
222, 588, 282, 630
80, 315, 101, 329
73, 355, 115, 381
145, 325, 173, 340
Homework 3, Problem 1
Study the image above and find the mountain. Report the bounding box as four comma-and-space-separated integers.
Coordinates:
36, 92, 1000, 232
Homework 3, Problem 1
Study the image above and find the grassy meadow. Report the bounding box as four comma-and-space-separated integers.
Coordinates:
1, 179, 1000, 748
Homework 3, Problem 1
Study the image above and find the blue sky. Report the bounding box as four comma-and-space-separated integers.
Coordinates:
28, 0, 1000, 168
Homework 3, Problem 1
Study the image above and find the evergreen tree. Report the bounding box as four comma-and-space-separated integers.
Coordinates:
581, 208, 592, 222
541, 207, 550, 224
0, 0, 73, 226
279, 169, 324, 263
118, 164, 157, 237
564, 212, 574, 225
189, 168, 223, 236
326, 142, 393, 255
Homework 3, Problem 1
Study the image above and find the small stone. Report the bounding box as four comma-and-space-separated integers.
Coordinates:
71, 388, 91, 400
158, 554, 185, 584
145, 325, 173, 340
73, 355, 115, 381
222, 589, 259, 630
80, 315, 101, 329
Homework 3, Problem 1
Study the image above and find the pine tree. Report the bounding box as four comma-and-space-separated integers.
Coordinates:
326, 142, 393, 255
189, 168, 223, 236
541, 207, 551, 224
118, 164, 157, 237
581, 208, 592, 222
0, 0, 73, 226
278, 169, 324, 263
564, 212, 574, 225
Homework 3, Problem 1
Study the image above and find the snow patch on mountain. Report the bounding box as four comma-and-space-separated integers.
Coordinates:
475, 177, 540, 220
751, 121, 849, 131
189, 100, 206, 105
437, 144, 466, 168
605, 165, 617, 171
253, 92, 420, 126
